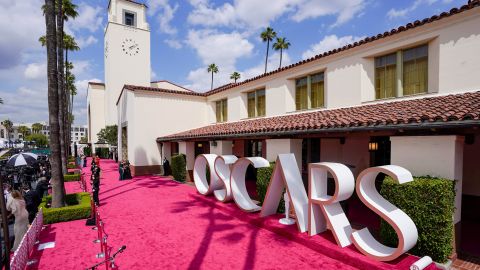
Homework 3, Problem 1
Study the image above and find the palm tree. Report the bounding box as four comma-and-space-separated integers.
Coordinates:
60, 1, 78, 154
44, 0, 66, 207
0, 98, 3, 104
18, 126, 31, 138
260, 27, 277, 74
273, 37, 291, 69
230, 72, 241, 83
207, 63, 219, 90
32, 123, 44, 134
1, 120, 13, 146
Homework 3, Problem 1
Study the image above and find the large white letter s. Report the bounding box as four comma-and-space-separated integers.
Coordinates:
351, 165, 418, 261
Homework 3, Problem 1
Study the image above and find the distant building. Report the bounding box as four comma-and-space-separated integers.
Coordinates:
0, 122, 87, 145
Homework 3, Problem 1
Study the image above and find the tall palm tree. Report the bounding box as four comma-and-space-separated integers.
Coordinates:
32, 123, 44, 134
63, 34, 79, 149
0, 98, 3, 104
60, 1, 78, 154
44, 0, 66, 207
207, 63, 219, 90
260, 27, 276, 74
230, 72, 241, 83
1, 120, 13, 146
18, 126, 30, 138
273, 37, 291, 69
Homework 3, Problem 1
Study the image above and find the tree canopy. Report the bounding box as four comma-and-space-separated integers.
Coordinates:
97, 125, 118, 145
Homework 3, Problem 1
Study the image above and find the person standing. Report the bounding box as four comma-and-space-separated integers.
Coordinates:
7, 190, 29, 251
23, 185, 41, 224
119, 161, 124, 180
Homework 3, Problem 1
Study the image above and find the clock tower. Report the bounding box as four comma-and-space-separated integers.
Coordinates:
104, 0, 151, 125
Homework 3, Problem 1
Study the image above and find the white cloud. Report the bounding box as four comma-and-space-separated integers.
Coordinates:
164, 39, 182, 49
302, 35, 365, 59
76, 35, 98, 48
68, 3, 103, 33
187, 29, 254, 66
187, 0, 366, 29
148, 0, 179, 34
24, 62, 46, 80
387, 0, 438, 19
291, 0, 366, 28
0, 0, 45, 69
151, 70, 158, 80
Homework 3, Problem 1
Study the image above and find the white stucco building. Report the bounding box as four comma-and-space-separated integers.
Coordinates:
88, 0, 480, 257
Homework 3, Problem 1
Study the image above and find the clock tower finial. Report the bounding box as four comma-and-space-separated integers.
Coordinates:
104, 0, 151, 125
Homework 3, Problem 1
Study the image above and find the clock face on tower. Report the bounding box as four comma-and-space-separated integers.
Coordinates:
122, 38, 140, 56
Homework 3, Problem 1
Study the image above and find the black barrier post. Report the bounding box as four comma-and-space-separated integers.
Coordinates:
0, 173, 11, 270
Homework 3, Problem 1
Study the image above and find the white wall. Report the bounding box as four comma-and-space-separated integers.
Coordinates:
128, 91, 208, 167
104, 3, 151, 126
150, 81, 191, 92
266, 139, 302, 170
87, 84, 105, 150
203, 10, 480, 123
391, 135, 464, 223
320, 137, 370, 177
210, 140, 233, 156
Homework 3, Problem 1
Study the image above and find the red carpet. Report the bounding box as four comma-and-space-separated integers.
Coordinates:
27, 159, 437, 270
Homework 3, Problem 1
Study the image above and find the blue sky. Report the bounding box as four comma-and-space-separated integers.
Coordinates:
0, 0, 467, 125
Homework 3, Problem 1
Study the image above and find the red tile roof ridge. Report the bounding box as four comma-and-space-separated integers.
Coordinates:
197, 0, 480, 96
150, 80, 195, 92
157, 90, 480, 141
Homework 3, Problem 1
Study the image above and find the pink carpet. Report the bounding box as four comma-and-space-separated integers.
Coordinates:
27, 159, 437, 270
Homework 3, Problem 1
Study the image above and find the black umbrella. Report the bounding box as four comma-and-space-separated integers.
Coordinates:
7, 153, 38, 167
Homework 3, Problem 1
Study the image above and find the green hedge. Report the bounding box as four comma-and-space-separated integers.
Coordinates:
171, 154, 186, 182
257, 163, 284, 213
40, 192, 91, 224
64, 173, 81, 182
67, 163, 77, 169
380, 176, 455, 263
83, 147, 91, 157
95, 147, 109, 159
68, 156, 75, 162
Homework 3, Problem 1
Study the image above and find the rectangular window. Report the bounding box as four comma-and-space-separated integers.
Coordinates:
247, 89, 266, 118
295, 77, 308, 110
215, 99, 228, 122
295, 72, 324, 111
310, 73, 324, 108
375, 53, 397, 99
403, 45, 428, 96
374, 44, 428, 99
124, 12, 135, 26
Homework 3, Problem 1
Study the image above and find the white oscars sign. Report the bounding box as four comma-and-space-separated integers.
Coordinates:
192, 153, 418, 262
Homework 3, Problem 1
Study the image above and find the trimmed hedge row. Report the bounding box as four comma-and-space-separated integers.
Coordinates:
256, 163, 284, 213
83, 147, 91, 157
380, 176, 455, 263
171, 154, 186, 182
64, 173, 81, 182
40, 192, 91, 224
67, 163, 77, 169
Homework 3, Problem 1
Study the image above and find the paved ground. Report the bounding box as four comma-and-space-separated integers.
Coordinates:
26, 159, 436, 270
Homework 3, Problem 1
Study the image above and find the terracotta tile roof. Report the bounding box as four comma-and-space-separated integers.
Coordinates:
116, 84, 206, 105
157, 91, 480, 142
150, 80, 195, 92
201, 0, 480, 95
88, 82, 105, 86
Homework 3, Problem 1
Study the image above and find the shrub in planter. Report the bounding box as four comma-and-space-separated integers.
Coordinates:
67, 163, 77, 169
39, 192, 91, 224
171, 154, 186, 182
256, 163, 284, 213
64, 173, 81, 182
380, 176, 455, 263
68, 156, 75, 162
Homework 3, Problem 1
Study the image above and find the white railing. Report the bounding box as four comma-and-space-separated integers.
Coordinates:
10, 208, 44, 270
